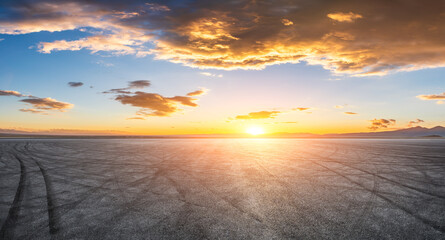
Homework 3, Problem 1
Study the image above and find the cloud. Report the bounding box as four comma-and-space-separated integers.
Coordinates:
20, 97, 73, 112
0, 90, 24, 97
327, 12, 363, 22
126, 117, 145, 120
187, 88, 208, 96
128, 80, 151, 89
235, 111, 281, 120
115, 92, 200, 117
145, 3, 170, 12
293, 107, 310, 111
0, 89, 73, 114
103, 80, 151, 94
417, 92, 445, 104
344, 112, 357, 115
281, 19, 293, 26
200, 72, 223, 78
96, 60, 114, 67
408, 119, 424, 127
369, 118, 396, 131
1, 1, 445, 75
68, 82, 84, 87
104, 81, 206, 117
334, 104, 348, 109
417, 92, 445, 100
19, 108, 47, 114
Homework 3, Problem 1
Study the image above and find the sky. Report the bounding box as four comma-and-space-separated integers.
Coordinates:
0, 0, 444, 135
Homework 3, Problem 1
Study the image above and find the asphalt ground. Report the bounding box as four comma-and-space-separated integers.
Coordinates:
0, 139, 444, 239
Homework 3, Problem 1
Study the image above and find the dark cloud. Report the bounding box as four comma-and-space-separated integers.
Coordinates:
68, 82, 84, 87
128, 80, 151, 89
1, 1, 445, 75
103, 80, 151, 94
235, 111, 281, 120
369, 118, 396, 131
0, 90, 24, 97
408, 119, 424, 127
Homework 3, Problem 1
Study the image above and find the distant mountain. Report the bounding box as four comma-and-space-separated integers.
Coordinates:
324, 126, 445, 138
1, 126, 444, 139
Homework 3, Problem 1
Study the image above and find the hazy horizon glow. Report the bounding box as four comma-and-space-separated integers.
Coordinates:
0, 0, 444, 135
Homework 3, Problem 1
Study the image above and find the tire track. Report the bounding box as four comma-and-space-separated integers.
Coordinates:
34, 160, 60, 235
303, 147, 445, 200
309, 158, 445, 234
22, 142, 60, 235
0, 151, 26, 239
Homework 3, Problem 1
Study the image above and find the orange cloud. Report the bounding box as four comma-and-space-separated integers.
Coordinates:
115, 92, 199, 117
417, 92, 445, 100
187, 88, 208, 96
408, 119, 424, 127
281, 19, 293, 26
327, 12, 363, 22
1, 89, 73, 114
293, 107, 311, 111
235, 111, 281, 120
2, 1, 445, 75
19, 108, 47, 114
417, 92, 445, 104
369, 118, 396, 131
344, 112, 357, 115
126, 117, 145, 120
104, 82, 207, 118
334, 104, 348, 109
20, 97, 73, 112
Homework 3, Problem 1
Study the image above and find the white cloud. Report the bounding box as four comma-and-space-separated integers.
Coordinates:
199, 72, 223, 78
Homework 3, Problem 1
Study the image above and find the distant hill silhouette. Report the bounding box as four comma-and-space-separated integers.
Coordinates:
265, 126, 445, 138
322, 126, 445, 138
1, 126, 444, 138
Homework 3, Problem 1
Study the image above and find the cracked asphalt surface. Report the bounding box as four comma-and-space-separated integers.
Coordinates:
0, 138, 444, 239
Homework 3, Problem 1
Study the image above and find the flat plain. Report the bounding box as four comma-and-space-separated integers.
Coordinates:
0, 138, 444, 239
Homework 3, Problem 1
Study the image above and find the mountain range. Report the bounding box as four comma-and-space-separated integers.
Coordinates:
0, 126, 444, 138
268, 126, 445, 138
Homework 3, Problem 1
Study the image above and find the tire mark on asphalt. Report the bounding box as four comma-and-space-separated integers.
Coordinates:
303, 147, 445, 200
309, 159, 445, 234
34, 160, 60, 235
18, 142, 60, 236
0, 150, 26, 239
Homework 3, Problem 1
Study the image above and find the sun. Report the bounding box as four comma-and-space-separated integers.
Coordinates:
246, 126, 265, 136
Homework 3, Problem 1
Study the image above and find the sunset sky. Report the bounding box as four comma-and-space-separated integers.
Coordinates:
0, 0, 444, 135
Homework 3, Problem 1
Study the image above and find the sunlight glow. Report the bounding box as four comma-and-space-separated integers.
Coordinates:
246, 126, 265, 135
